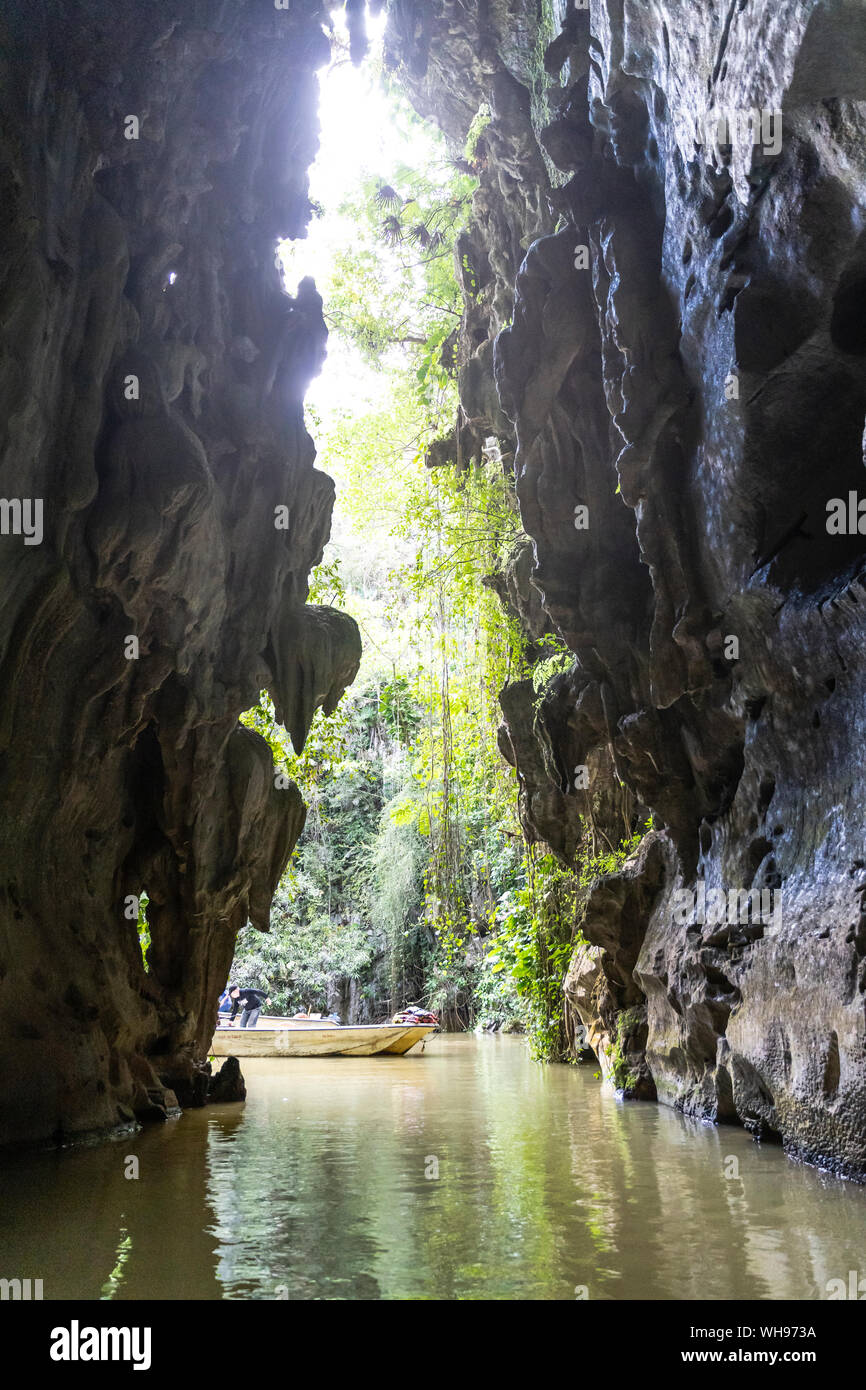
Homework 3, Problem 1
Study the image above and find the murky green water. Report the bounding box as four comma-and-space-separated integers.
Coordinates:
2, 1035, 865, 1300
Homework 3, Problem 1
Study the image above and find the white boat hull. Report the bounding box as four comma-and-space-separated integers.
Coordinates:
211, 1021, 436, 1058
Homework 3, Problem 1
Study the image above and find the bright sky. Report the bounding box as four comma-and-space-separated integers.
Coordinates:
276, 9, 437, 676
280, 9, 393, 418
279, 7, 449, 420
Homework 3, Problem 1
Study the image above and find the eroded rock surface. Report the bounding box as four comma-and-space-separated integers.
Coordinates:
207, 1055, 246, 1105
389, 0, 866, 1176
0, 1, 360, 1146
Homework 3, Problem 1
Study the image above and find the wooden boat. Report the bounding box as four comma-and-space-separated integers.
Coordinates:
211, 1016, 436, 1057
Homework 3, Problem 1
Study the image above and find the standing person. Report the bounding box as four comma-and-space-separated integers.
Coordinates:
217, 985, 234, 1019
228, 985, 271, 1029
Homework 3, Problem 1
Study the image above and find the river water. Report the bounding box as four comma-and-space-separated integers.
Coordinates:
2, 1035, 864, 1300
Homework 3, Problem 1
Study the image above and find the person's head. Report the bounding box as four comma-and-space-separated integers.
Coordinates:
229, 986, 240, 998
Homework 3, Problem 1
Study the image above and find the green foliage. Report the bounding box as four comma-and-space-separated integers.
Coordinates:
307, 554, 346, 608
322, 160, 472, 430
526, 0, 569, 191
137, 891, 150, 973
531, 633, 573, 698
228, 71, 647, 1053
380, 457, 536, 1030
472, 945, 524, 1032
484, 822, 649, 1059
578, 823, 648, 889
370, 797, 429, 1007
605, 1008, 642, 1092
233, 677, 424, 1015
464, 103, 491, 160
485, 849, 579, 1061
241, 689, 351, 801
233, 904, 375, 1018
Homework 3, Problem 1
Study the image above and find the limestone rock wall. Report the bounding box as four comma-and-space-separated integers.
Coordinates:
0, 1, 360, 1146
389, 0, 866, 1176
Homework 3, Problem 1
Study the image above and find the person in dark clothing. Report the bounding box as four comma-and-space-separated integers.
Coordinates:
228, 985, 271, 1029
218, 986, 234, 1016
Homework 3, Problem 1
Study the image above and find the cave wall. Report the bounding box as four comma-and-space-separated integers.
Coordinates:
0, 0, 361, 1146
388, 0, 866, 1177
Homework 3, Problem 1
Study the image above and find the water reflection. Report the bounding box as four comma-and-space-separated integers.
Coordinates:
0, 1105, 236, 1298
1, 1036, 864, 1299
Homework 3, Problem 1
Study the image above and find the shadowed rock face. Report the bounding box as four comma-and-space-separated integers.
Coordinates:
389, 0, 866, 1176
0, 1, 361, 1146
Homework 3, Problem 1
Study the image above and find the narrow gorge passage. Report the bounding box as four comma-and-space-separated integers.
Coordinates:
1, 0, 866, 1328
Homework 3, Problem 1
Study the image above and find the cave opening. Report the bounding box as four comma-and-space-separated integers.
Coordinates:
231, 6, 571, 1044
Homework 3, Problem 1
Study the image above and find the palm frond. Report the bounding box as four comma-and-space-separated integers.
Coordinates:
374, 184, 402, 209
406, 222, 432, 248
381, 214, 405, 246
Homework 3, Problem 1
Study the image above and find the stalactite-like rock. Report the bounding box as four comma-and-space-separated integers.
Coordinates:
391, 0, 866, 1176
0, 1, 360, 1147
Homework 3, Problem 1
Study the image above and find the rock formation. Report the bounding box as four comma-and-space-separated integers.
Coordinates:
0, 1, 361, 1146
207, 1054, 246, 1105
387, 0, 866, 1177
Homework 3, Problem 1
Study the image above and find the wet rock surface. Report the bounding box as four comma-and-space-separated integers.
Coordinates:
389, 0, 866, 1175
207, 1055, 246, 1105
0, 1, 360, 1146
